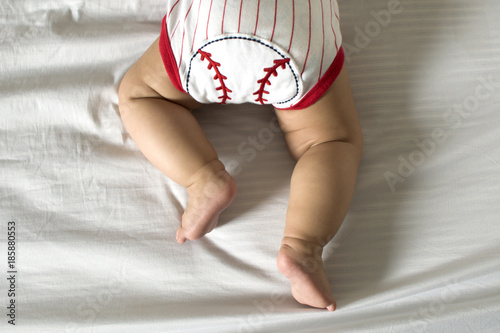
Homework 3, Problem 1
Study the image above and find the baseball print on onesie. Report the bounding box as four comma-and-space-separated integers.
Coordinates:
160, 0, 344, 110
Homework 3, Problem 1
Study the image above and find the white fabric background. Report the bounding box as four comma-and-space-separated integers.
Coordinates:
1, 0, 499, 332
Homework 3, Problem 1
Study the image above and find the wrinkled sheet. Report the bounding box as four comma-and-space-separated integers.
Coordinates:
1, 1, 500, 332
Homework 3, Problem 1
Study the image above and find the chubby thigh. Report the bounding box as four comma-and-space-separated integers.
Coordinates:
119, 37, 202, 111
119, 38, 362, 163
274, 64, 363, 161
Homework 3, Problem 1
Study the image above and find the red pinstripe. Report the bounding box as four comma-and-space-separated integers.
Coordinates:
288, 0, 295, 53
206, 0, 214, 40
271, 0, 278, 42
178, 0, 196, 68
238, 0, 244, 33
167, 0, 181, 20
191, 0, 203, 52
171, 20, 181, 41
330, 0, 339, 51
254, 0, 261, 35
301, 0, 312, 76
221, 0, 228, 34
319, 0, 325, 80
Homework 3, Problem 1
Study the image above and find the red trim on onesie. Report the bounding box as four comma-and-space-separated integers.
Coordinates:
159, 15, 186, 93
276, 47, 345, 110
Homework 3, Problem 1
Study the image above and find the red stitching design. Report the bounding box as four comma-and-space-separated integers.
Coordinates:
253, 58, 290, 105
198, 49, 232, 104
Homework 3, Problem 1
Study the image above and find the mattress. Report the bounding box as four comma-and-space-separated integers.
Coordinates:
1, 0, 500, 332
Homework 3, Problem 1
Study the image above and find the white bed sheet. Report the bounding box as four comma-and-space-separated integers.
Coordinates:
1, 0, 500, 332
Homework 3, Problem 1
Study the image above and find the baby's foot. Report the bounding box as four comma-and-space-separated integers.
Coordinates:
176, 160, 236, 244
277, 236, 336, 311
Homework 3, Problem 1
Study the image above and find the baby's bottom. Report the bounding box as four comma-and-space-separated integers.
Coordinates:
118, 38, 362, 311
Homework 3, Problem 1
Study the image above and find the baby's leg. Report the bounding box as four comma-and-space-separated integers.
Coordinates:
275, 65, 362, 311
118, 38, 236, 244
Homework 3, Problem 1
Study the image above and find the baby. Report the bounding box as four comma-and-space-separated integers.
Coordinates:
118, 0, 362, 312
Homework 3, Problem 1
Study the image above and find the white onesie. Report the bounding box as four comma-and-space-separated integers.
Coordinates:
159, 0, 344, 110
